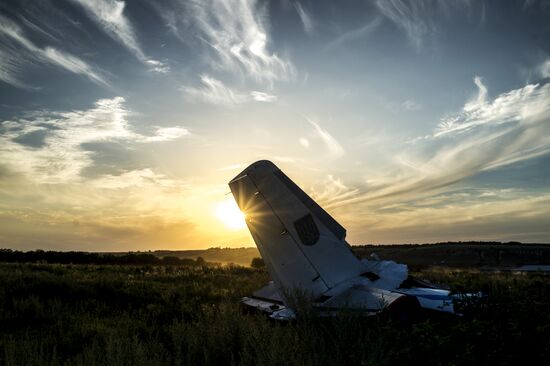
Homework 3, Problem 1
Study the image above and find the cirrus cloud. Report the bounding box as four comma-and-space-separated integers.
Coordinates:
71, 0, 169, 73
0, 14, 109, 88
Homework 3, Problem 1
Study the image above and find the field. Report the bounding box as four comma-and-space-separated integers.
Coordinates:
1, 261, 549, 365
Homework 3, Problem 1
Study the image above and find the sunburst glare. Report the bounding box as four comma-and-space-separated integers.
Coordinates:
215, 199, 246, 230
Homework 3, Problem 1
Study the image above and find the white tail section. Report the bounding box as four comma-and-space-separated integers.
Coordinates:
229, 160, 365, 298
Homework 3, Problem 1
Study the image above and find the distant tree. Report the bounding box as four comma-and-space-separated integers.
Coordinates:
195, 256, 206, 265
250, 257, 265, 269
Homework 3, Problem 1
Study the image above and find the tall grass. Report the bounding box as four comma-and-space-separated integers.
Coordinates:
0, 263, 548, 365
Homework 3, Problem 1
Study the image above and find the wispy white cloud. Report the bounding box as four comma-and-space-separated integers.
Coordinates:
309, 174, 360, 208
71, 0, 168, 73
182, 74, 277, 106
42, 47, 109, 86
146, 59, 170, 74
463, 75, 487, 112
325, 16, 383, 51
90, 168, 182, 189
537, 59, 550, 79
294, 2, 314, 35
0, 48, 31, 89
149, 0, 190, 43
0, 97, 189, 183
306, 118, 345, 157
402, 99, 422, 111
0, 15, 109, 87
328, 78, 550, 210
18, 14, 62, 43
182, 75, 249, 106
373, 0, 484, 50
250, 91, 277, 102
189, 0, 294, 85
142, 127, 190, 142
299, 137, 310, 148
152, 0, 289, 109
374, 0, 432, 49
435, 77, 547, 137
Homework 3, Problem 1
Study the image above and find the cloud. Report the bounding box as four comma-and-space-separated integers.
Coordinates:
42, 47, 110, 86
435, 77, 546, 137
148, 0, 190, 43
182, 74, 277, 106
182, 75, 248, 106
328, 78, 550, 210
325, 16, 383, 51
142, 127, 190, 142
306, 118, 345, 157
537, 59, 550, 79
90, 168, 181, 189
71, 0, 168, 73
0, 48, 31, 89
146, 59, 170, 74
0, 14, 109, 87
0, 97, 189, 183
373, 0, 484, 50
188, 0, 294, 85
345, 190, 550, 244
373, 0, 432, 49
402, 99, 422, 111
299, 137, 310, 148
309, 174, 360, 208
463, 75, 487, 112
0, 96, 201, 251
294, 2, 314, 35
250, 91, 277, 102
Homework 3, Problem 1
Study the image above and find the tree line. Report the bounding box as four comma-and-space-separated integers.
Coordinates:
0, 249, 206, 266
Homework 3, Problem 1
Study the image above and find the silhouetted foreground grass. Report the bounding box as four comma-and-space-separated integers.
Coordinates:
0, 263, 548, 365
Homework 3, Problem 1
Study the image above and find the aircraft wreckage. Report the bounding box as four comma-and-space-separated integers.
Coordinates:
229, 160, 481, 320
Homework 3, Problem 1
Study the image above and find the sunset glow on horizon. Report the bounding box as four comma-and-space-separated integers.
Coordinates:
1, 1, 549, 251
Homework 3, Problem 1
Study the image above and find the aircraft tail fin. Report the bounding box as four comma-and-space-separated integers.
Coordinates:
229, 160, 365, 299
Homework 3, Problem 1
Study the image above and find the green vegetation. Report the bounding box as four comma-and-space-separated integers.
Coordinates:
0, 262, 548, 365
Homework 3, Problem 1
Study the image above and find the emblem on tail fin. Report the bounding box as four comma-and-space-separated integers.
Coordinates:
294, 214, 319, 246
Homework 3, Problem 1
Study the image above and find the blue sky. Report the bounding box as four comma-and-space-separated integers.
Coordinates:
1, 0, 549, 250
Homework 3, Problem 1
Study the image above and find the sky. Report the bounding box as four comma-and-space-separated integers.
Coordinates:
1, 0, 550, 251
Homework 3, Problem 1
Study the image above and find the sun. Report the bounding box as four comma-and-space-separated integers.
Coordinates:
215, 199, 246, 230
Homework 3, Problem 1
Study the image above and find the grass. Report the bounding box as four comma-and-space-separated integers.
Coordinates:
0, 262, 548, 365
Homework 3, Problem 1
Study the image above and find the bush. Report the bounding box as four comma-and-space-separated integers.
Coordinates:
250, 257, 265, 269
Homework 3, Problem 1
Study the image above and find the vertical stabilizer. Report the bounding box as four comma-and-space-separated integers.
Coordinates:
229, 160, 365, 298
